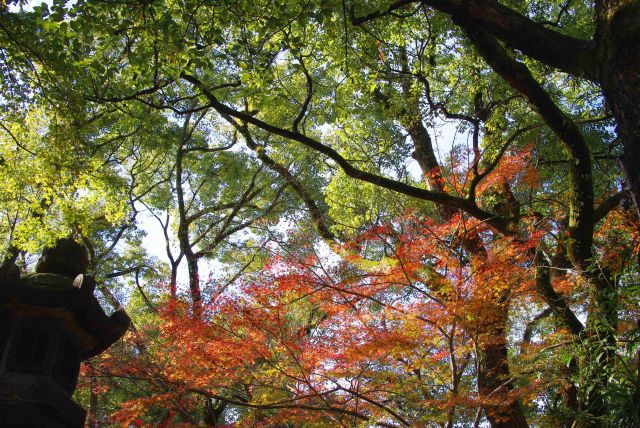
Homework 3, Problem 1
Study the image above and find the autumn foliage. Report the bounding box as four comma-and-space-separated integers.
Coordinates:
74, 139, 640, 427
3, 1, 640, 426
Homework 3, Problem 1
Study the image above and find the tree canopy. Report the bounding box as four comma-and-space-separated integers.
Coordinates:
1, 0, 639, 426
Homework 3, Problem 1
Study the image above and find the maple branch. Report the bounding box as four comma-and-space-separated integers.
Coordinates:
134, 267, 157, 313
468, 123, 542, 201
335, 385, 411, 427
182, 73, 509, 234
375, 230, 444, 305
213, 249, 260, 297
521, 307, 553, 351
0, 122, 37, 156
189, 388, 372, 422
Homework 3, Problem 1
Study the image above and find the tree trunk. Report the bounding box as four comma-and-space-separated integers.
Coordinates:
175, 114, 202, 314
575, 271, 618, 426
169, 264, 178, 300
86, 370, 98, 428
477, 316, 529, 428
185, 253, 201, 314
597, 1, 640, 220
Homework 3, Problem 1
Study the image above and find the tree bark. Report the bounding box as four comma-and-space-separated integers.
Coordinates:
169, 263, 178, 300
597, 1, 640, 220
185, 252, 201, 313
477, 317, 529, 428
86, 369, 98, 428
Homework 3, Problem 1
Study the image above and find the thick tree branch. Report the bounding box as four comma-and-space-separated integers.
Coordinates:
235, 124, 337, 242
181, 73, 508, 234
106, 265, 147, 279
534, 250, 584, 336
438, 0, 596, 80
291, 50, 314, 133
190, 388, 373, 423
594, 191, 623, 223
350, 0, 417, 24
521, 307, 553, 350
467, 30, 594, 269
352, 0, 597, 80
186, 202, 251, 226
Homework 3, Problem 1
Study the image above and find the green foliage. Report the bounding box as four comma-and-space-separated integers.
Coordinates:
0, 0, 638, 426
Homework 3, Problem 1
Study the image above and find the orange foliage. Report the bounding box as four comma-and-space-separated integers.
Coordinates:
90, 149, 599, 427
95, 207, 554, 426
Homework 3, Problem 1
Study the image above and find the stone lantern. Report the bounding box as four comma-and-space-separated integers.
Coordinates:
0, 240, 130, 427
